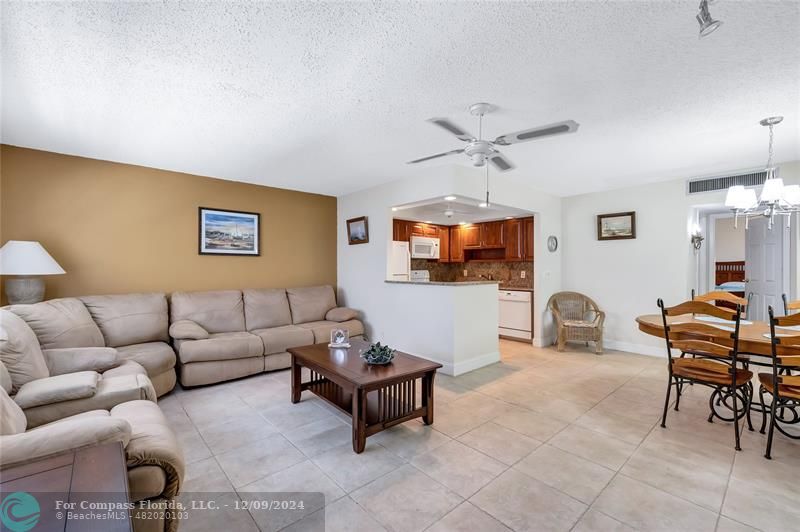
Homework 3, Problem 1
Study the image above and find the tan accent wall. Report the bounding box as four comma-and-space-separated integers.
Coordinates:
0, 145, 337, 302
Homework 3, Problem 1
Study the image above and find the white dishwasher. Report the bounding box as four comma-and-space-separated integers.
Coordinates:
498, 290, 533, 341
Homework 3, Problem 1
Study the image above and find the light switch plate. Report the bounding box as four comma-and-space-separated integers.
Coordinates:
520, 271, 526, 279
463, 270, 468, 277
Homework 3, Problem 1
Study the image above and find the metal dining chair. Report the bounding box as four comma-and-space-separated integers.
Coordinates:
692, 289, 753, 320
760, 306, 800, 459
658, 298, 753, 451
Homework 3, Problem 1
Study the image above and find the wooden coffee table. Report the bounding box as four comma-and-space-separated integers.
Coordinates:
288, 339, 442, 453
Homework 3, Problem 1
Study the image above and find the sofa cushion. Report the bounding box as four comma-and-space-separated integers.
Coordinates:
168, 320, 209, 340
41, 347, 119, 376
243, 288, 292, 330
251, 325, 314, 355
115, 342, 176, 376
175, 332, 263, 363
7, 298, 105, 349
0, 363, 26, 435
170, 290, 245, 333
128, 465, 167, 501
14, 371, 99, 409
287, 286, 337, 324
298, 319, 364, 343
325, 307, 359, 322
0, 310, 50, 393
80, 293, 169, 347
179, 357, 263, 387
101, 360, 148, 379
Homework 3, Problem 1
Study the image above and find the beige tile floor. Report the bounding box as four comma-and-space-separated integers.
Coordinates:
161, 340, 800, 532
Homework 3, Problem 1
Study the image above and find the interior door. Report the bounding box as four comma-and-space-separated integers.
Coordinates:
745, 217, 786, 321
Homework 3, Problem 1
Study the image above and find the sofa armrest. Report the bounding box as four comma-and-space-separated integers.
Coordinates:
42, 347, 119, 376
14, 372, 100, 409
169, 320, 209, 340
0, 412, 131, 469
111, 400, 185, 499
325, 307, 359, 322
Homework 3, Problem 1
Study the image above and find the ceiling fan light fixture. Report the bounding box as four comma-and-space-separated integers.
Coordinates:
697, 0, 722, 38
444, 196, 456, 201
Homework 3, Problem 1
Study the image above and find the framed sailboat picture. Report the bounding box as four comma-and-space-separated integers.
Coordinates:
198, 207, 260, 256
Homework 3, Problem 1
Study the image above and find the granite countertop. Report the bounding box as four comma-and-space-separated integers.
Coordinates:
498, 286, 534, 292
385, 280, 499, 286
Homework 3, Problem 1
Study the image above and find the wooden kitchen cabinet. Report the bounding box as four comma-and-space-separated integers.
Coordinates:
462, 224, 482, 248
450, 226, 464, 262
393, 219, 413, 242
482, 221, 505, 248
504, 218, 524, 261
437, 225, 450, 262
523, 217, 534, 260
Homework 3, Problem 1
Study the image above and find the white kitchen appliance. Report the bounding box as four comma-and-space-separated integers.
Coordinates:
498, 289, 533, 341
410, 270, 430, 282
410, 235, 440, 259
389, 241, 411, 281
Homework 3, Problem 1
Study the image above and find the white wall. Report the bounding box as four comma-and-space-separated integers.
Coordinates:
337, 165, 564, 361
561, 161, 800, 357
714, 217, 745, 262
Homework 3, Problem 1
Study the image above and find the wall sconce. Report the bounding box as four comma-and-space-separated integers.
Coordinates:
690, 225, 704, 251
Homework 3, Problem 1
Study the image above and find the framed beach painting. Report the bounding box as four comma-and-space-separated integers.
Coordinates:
597, 211, 636, 241
347, 216, 369, 245
198, 207, 260, 255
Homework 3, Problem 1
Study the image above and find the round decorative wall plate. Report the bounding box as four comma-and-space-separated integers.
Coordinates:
547, 235, 558, 252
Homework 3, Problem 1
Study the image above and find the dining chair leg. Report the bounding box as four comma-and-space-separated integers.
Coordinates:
674, 378, 682, 412
744, 383, 754, 432
661, 375, 673, 428
732, 386, 742, 451
765, 396, 778, 460
759, 386, 768, 434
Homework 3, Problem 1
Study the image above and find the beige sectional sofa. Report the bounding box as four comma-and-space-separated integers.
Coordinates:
170, 285, 363, 386
7, 294, 177, 396
0, 309, 156, 427
0, 361, 184, 532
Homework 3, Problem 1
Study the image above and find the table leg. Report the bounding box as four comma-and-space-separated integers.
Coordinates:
352, 388, 366, 453
291, 356, 301, 404
422, 371, 436, 425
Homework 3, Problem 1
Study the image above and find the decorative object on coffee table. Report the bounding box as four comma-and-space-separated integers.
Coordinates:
361, 342, 396, 365
289, 339, 441, 453
346, 216, 369, 245
0, 240, 66, 304
329, 328, 351, 348
198, 207, 260, 256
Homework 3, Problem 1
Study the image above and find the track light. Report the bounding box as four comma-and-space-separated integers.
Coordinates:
697, 0, 722, 38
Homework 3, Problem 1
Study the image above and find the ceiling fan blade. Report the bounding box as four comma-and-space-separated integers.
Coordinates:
407, 149, 464, 164
489, 152, 515, 172
494, 120, 579, 146
427, 118, 475, 142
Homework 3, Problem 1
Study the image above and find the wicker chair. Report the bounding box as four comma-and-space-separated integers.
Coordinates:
547, 291, 605, 354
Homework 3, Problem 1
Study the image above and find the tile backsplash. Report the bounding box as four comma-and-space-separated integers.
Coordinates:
411, 259, 533, 288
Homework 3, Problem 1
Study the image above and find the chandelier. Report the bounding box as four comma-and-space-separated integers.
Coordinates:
724, 116, 797, 229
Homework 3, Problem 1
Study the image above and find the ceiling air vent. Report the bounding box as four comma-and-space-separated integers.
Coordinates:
686, 170, 769, 195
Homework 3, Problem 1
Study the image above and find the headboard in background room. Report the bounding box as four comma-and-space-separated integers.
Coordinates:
715, 261, 745, 286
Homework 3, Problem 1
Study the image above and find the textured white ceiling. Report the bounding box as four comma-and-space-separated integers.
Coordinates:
1, 1, 798, 197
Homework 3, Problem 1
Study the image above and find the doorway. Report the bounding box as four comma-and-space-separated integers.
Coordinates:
703, 212, 790, 321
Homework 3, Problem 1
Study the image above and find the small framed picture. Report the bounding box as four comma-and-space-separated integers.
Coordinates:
597, 212, 636, 241
347, 216, 369, 245
329, 328, 350, 348
199, 207, 260, 255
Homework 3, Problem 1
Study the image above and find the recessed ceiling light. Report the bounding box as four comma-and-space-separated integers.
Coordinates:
459, 221, 467, 225
424, 220, 432, 224
478, 203, 489, 208
391, 207, 398, 211
505, 216, 513, 219
444, 196, 457, 201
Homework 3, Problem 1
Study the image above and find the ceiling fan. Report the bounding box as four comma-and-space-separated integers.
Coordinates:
407, 102, 579, 172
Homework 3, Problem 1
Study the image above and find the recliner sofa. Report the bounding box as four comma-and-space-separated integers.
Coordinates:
7, 294, 177, 396
170, 285, 363, 386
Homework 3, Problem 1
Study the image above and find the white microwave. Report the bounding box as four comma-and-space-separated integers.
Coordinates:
410, 236, 440, 259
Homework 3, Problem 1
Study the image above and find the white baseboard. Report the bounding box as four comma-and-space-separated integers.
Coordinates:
415, 350, 501, 376
604, 339, 667, 358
